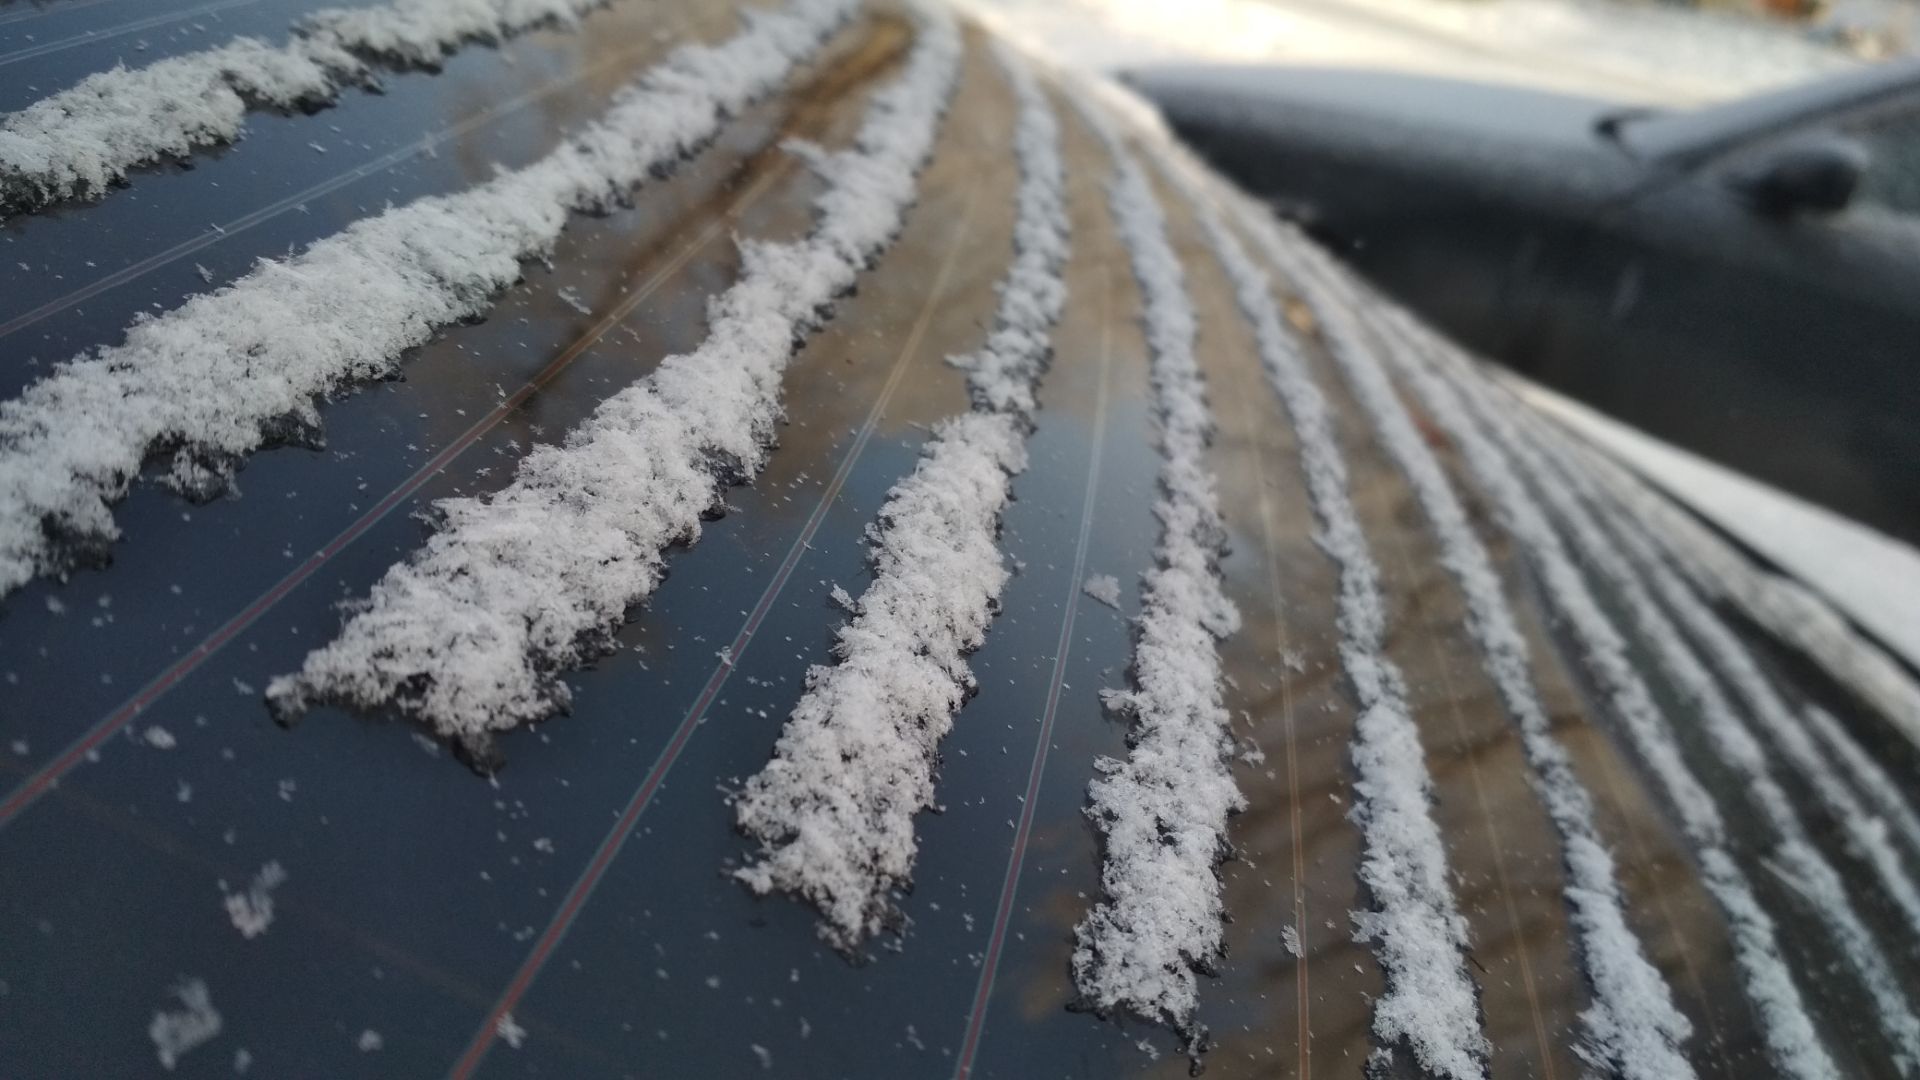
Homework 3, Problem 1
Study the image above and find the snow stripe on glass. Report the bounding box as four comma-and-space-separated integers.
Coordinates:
1156, 167, 1492, 1078
0, 0, 612, 217
730, 42, 1069, 950
1064, 92, 1243, 1059
266, 0, 959, 763
1515, 401, 1920, 955
1320, 272, 1839, 1078
1219, 186, 1693, 1078
0, 0, 856, 599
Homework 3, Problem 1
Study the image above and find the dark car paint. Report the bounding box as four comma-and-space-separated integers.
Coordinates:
1133, 62, 1920, 544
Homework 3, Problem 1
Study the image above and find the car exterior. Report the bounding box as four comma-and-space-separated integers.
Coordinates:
1133, 60, 1920, 545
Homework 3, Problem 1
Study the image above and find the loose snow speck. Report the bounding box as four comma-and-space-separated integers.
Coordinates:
144, 726, 177, 749
223, 860, 287, 939
751, 1044, 773, 1069
150, 978, 222, 1071
357, 1029, 383, 1052
1066, 89, 1243, 1058
1226, 191, 1690, 1077
496, 1013, 527, 1050
271, 0, 955, 768
0, 0, 856, 600
732, 37, 1065, 951
1081, 572, 1121, 609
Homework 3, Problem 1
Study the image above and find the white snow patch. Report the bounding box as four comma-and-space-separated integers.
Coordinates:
1065, 93, 1243, 1055
1080, 572, 1120, 609
356, 1029, 383, 1052
0, 0, 856, 600
1352, 281, 1839, 1080
1280, 923, 1301, 959
496, 1012, 527, 1049
1164, 156, 1486, 1079
732, 42, 1067, 950
1220, 181, 1693, 1079
223, 860, 287, 939
0, 0, 609, 216
144, 725, 177, 749
149, 978, 222, 1071
268, 0, 955, 764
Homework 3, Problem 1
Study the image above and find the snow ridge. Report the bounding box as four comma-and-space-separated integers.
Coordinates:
0, 0, 856, 600
267, 1, 960, 764
1346, 287, 1840, 1078
0, 0, 610, 216
1516, 404, 1920, 953
730, 43, 1069, 950
1803, 703, 1920, 860
1567, 426, 1920, 736
1066, 96, 1244, 1054
1461, 362, 1920, 1069
1218, 186, 1691, 1077
1159, 166, 1487, 1078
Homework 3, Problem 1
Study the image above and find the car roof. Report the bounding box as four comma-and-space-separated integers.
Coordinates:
1623, 54, 1920, 163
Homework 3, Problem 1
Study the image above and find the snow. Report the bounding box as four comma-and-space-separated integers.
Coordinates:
1221, 185, 1691, 1077
1163, 157, 1486, 1079
965, 0, 1856, 106
1514, 379, 1920, 679
1065, 92, 1243, 1056
149, 978, 222, 1071
1080, 572, 1121, 609
0, 0, 855, 601
0, 0, 608, 216
270, 0, 957, 764
731, 41, 1065, 950
1804, 703, 1920, 861
1360, 290, 1839, 1079
496, 1012, 527, 1049
356, 1029, 383, 1052
223, 860, 287, 940
1517, 405, 1920, 951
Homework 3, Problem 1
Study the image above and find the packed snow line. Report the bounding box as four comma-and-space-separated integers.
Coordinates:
1460, 366, 1920, 1069
268, 1, 959, 764
0, 0, 857, 600
1536, 402, 1920, 740
0, 0, 613, 216
149, 977, 222, 1071
1153, 165, 1490, 1078
1513, 401, 1920, 952
731, 43, 1069, 950
1064, 93, 1243, 1058
1300, 265, 1837, 1077
1802, 702, 1920, 861
1212, 182, 1691, 1078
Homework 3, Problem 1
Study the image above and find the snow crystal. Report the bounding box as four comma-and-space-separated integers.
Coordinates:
1221, 188, 1689, 1077
356, 1028, 383, 1052
144, 726, 177, 749
1352, 280, 1839, 1079
223, 860, 287, 939
0, 0, 608, 217
1064, 91, 1243, 1056
269, 0, 954, 765
732, 40, 1067, 950
0, 0, 857, 599
1080, 572, 1121, 609
149, 978, 222, 1071
1280, 923, 1301, 959
1160, 152, 1485, 1079
496, 1012, 527, 1049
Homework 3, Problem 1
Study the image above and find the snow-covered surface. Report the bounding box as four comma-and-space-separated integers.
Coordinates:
1365, 298, 1839, 1078
967, 0, 1857, 105
1805, 703, 1920, 860
1066, 94, 1244, 1054
1512, 378, 1920, 678
732, 42, 1070, 950
1480, 378, 1920, 1069
0, 0, 855, 601
270, 0, 958, 762
0, 0, 608, 215
149, 978, 222, 1071
1225, 193, 1690, 1076
1168, 162, 1487, 1078
1520, 404, 1920, 966
222, 860, 288, 940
